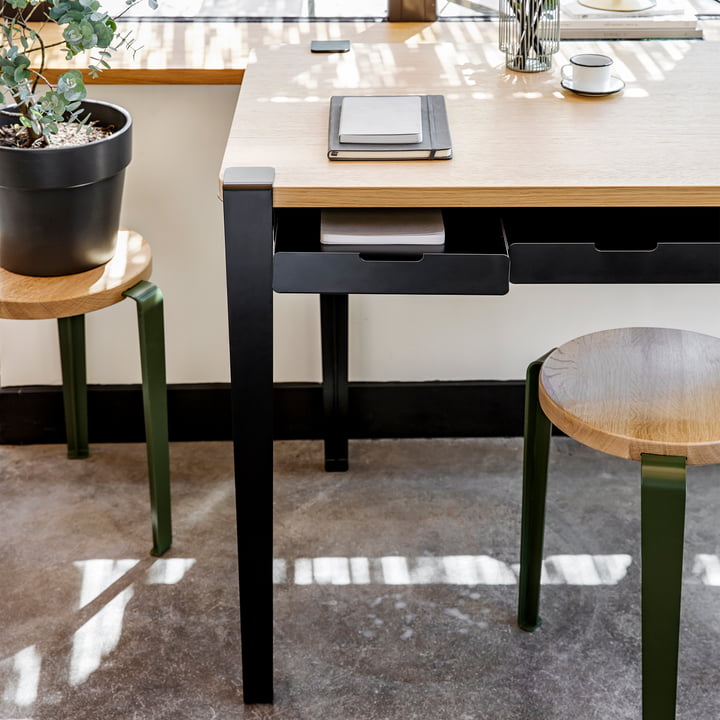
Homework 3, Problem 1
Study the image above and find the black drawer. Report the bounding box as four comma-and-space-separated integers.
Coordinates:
273, 208, 509, 295
505, 208, 720, 284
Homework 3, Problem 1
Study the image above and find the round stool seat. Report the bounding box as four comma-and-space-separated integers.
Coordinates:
539, 327, 720, 465
0, 230, 151, 320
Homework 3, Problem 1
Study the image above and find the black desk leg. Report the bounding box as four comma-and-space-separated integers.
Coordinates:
320, 293, 349, 472
222, 167, 275, 704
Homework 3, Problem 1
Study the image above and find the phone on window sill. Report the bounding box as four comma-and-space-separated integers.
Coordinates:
311, 40, 351, 53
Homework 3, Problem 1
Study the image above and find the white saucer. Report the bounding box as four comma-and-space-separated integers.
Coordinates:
561, 75, 625, 97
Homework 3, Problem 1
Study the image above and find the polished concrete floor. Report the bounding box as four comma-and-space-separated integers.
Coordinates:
2, 437, 720, 719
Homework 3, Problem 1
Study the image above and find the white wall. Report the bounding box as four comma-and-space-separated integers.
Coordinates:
0, 84, 238, 387
1, 83, 719, 388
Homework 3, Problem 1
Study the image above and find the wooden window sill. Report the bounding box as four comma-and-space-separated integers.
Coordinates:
29, 18, 720, 86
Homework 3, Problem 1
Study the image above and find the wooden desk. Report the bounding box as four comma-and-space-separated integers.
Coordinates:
220, 39, 720, 704
223, 41, 720, 206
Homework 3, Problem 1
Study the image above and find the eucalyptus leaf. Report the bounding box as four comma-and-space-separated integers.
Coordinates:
13, 64, 29, 83
57, 69, 86, 103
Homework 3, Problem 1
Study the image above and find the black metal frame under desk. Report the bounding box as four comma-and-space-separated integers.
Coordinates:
222, 165, 720, 704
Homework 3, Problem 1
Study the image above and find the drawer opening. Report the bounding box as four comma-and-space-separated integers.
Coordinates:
274, 208, 509, 257
503, 207, 720, 249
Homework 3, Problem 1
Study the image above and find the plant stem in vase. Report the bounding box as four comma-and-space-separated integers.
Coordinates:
499, 0, 560, 72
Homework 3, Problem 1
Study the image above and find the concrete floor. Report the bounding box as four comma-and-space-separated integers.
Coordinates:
2, 437, 720, 719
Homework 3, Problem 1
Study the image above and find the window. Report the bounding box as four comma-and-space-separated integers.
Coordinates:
106, 0, 495, 21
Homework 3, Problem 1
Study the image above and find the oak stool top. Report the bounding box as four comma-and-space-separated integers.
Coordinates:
0, 230, 152, 320
539, 327, 720, 465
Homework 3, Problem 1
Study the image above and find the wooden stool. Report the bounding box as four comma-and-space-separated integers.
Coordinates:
0, 229, 171, 556
518, 326, 720, 720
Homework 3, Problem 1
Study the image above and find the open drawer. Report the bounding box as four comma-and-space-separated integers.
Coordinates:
504, 208, 720, 284
273, 208, 509, 295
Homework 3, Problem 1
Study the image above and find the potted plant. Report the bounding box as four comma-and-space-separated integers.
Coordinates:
0, 0, 154, 275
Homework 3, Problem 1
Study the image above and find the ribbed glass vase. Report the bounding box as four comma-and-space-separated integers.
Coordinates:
499, 0, 560, 72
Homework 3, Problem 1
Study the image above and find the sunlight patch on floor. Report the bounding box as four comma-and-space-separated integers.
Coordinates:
277, 553, 634, 586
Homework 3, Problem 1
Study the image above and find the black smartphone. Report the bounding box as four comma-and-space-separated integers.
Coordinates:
310, 40, 351, 53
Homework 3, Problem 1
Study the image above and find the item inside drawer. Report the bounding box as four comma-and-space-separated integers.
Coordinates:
320, 208, 445, 254
275, 207, 508, 256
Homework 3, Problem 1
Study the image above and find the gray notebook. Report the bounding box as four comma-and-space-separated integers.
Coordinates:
328, 94, 452, 161
320, 209, 445, 253
338, 96, 423, 144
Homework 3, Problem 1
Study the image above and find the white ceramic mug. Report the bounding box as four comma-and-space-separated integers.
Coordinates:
562, 54, 613, 92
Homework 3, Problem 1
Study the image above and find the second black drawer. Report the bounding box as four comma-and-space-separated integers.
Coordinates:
505, 208, 720, 284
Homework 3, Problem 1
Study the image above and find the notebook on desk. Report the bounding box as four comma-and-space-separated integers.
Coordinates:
328, 95, 453, 161
338, 95, 424, 144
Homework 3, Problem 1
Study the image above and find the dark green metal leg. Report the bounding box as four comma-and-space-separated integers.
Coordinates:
518, 352, 553, 632
58, 315, 89, 460
641, 453, 686, 720
123, 280, 172, 557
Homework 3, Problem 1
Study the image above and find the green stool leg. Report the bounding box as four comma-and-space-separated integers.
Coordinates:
123, 280, 172, 557
518, 352, 554, 632
57, 315, 89, 459
641, 453, 686, 720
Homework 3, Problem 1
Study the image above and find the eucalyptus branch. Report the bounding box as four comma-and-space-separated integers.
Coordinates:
22, 39, 67, 55
24, 2, 46, 22
0, 0, 157, 147
28, 66, 53, 91
112, 0, 149, 21
505, 0, 549, 71
511, 0, 543, 63
28, 21, 44, 91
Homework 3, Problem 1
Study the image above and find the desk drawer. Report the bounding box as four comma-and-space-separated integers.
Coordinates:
273, 209, 509, 295
505, 208, 720, 284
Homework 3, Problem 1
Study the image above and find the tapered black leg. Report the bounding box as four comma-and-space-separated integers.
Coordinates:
320, 293, 349, 472
223, 167, 275, 704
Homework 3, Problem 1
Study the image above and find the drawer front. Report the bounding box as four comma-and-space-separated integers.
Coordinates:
504, 208, 720, 284
274, 250, 509, 295
273, 208, 510, 295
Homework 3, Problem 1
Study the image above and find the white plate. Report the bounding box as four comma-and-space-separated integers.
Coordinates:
561, 75, 625, 97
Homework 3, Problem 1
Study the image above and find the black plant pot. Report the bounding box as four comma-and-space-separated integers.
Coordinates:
0, 100, 132, 276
